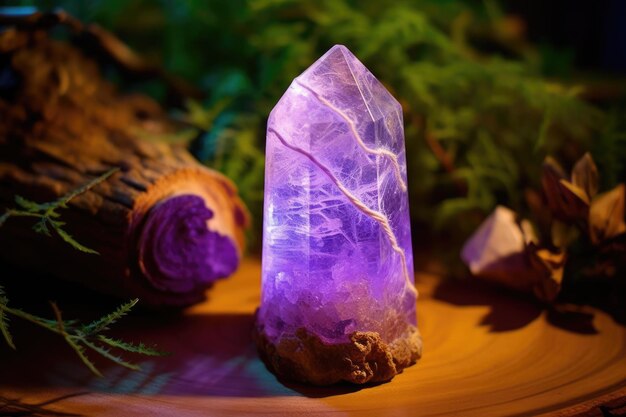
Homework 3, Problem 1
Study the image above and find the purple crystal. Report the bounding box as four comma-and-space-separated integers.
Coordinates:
256, 45, 420, 384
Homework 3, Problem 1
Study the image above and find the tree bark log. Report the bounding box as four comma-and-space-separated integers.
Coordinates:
0, 25, 249, 307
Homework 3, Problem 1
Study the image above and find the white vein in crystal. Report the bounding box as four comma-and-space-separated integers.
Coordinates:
341, 47, 377, 123
294, 80, 408, 192
269, 127, 417, 296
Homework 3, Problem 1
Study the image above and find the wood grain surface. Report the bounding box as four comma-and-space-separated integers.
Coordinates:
1, 258, 625, 416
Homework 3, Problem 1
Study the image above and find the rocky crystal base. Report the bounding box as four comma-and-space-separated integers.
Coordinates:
255, 323, 422, 385
258, 45, 420, 385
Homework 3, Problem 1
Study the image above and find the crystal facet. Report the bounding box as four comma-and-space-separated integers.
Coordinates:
256, 45, 421, 385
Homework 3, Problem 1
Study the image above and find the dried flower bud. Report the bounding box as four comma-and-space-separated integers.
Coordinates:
541, 157, 589, 223
571, 152, 599, 199
590, 184, 626, 244
527, 244, 566, 302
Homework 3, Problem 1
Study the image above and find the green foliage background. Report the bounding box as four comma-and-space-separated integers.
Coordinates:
16, 0, 626, 254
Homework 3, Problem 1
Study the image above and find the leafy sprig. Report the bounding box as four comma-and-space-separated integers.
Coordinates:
0, 167, 168, 376
0, 292, 167, 376
0, 168, 119, 254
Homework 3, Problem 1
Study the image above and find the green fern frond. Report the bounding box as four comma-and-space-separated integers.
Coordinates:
82, 340, 141, 371
97, 335, 167, 356
1, 168, 119, 253
0, 294, 163, 376
14, 195, 40, 212
66, 337, 102, 377
32, 218, 51, 236
82, 299, 139, 335
52, 168, 119, 210
0, 168, 164, 376
52, 222, 99, 254
48, 302, 103, 377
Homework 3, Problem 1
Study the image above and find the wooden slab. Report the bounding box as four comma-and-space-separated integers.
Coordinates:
1, 258, 625, 416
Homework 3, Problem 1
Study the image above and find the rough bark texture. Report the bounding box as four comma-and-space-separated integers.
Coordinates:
254, 322, 422, 385
0, 26, 248, 306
